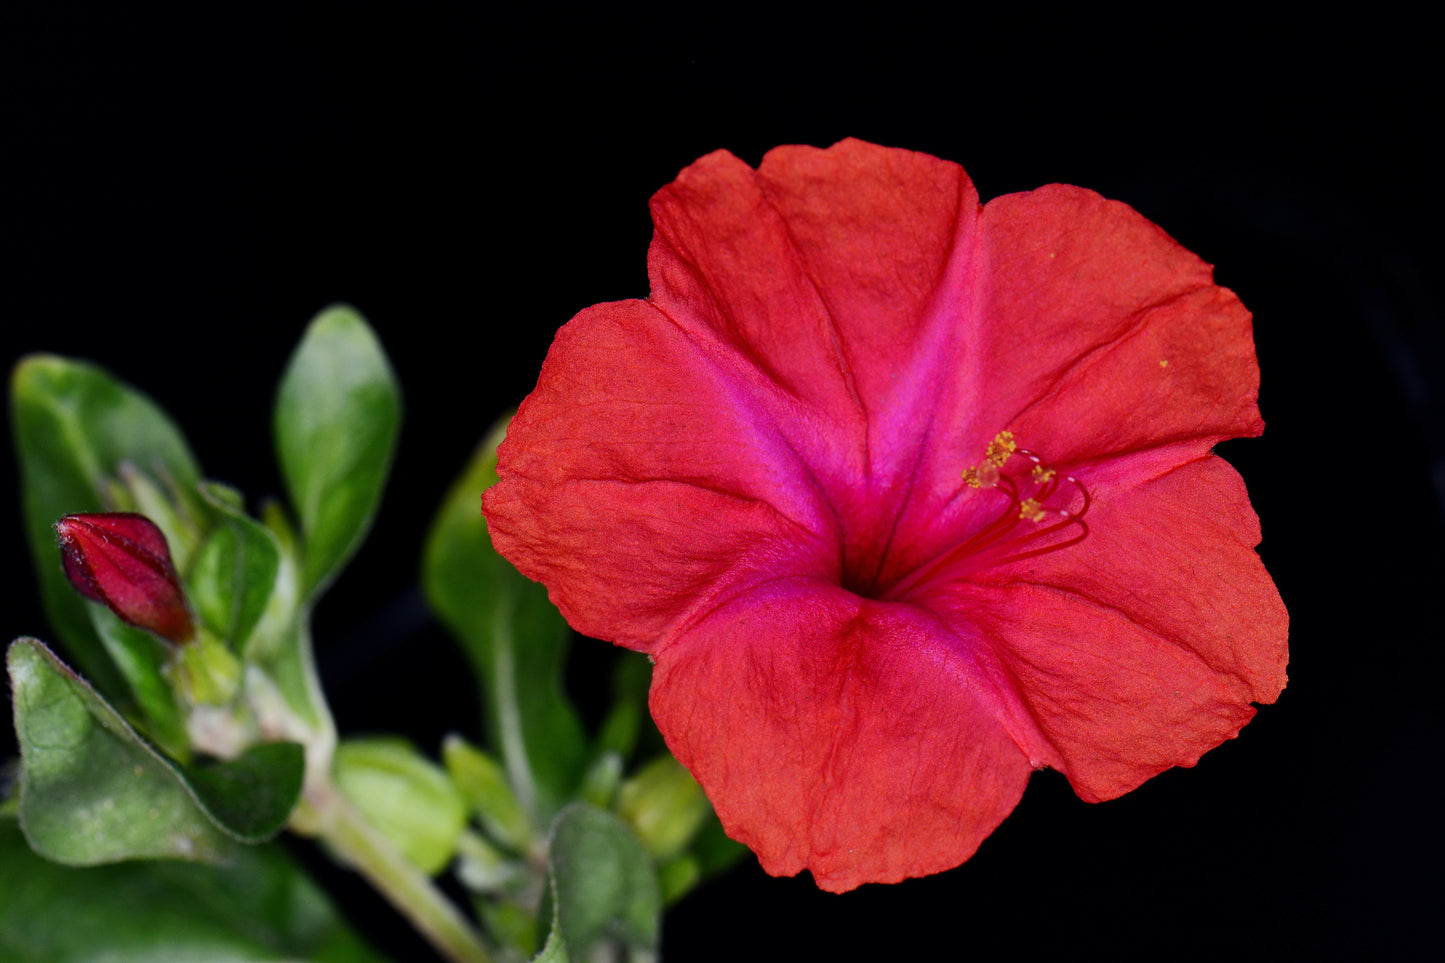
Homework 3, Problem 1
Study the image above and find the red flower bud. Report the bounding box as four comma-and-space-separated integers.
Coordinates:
55, 512, 194, 644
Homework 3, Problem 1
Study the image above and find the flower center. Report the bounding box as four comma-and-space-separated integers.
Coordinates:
882, 431, 1091, 600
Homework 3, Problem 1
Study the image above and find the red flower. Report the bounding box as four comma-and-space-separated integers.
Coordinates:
484, 139, 1288, 892
55, 512, 194, 644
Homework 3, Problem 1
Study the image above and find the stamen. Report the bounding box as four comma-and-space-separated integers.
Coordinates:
883, 432, 1091, 599
986, 430, 1016, 466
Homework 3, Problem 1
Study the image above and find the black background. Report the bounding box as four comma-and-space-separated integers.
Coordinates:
3, 6, 1439, 961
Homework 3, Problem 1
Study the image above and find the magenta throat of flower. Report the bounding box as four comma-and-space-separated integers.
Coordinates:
877, 431, 1091, 601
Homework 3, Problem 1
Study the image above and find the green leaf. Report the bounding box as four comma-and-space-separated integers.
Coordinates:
85, 604, 191, 760
9, 638, 305, 861
423, 416, 587, 819
540, 803, 661, 961
11, 354, 202, 699
333, 737, 468, 876
189, 482, 283, 649
273, 305, 401, 597
185, 742, 306, 843
593, 651, 655, 765
9, 637, 236, 864
0, 815, 388, 962
532, 891, 571, 963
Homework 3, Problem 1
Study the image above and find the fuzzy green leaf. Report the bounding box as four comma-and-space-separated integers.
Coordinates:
9, 637, 236, 864
540, 803, 661, 961
9, 638, 305, 861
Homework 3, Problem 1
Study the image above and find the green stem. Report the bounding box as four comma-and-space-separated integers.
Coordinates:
293, 780, 492, 963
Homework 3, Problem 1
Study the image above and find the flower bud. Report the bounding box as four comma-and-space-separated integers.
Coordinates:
615, 755, 710, 862
55, 512, 194, 644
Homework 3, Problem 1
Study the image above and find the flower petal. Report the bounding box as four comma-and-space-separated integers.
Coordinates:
973, 184, 1262, 462
647, 140, 993, 586
750, 139, 978, 418
485, 299, 835, 651
877, 183, 1266, 587
924, 455, 1288, 801
650, 576, 1033, 892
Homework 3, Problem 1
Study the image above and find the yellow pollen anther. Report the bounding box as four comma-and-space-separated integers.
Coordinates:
986, 431, 1016, 467
1018, 498, 1045, 522
1031, 464, 1056, 484
962, 467, 981, 488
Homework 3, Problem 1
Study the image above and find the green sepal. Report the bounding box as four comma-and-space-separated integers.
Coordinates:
0, 815, 386, 962
273, 305, 401, 598
8, 638, 304, 862
423, 415, 587, 820
536, 803, 661, 962
10, 354, 202, 699
237, 498, 331, 736
333, 737, 468, 876
443, 733, 534, 854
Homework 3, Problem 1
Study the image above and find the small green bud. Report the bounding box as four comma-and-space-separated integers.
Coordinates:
657, 854, 702, 905
334, 737, 467, 875
614, 755, 709, 862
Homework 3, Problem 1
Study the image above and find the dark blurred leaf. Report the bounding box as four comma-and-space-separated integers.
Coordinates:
422, 417, 587, 820
273, 305, 400, 597
0, 815, 388, 962
185, 742, 305, 844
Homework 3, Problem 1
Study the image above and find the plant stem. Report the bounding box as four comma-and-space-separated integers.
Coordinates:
293, 779, 492, 963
